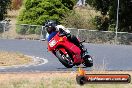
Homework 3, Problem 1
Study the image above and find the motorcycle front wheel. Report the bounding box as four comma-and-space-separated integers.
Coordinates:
56, 50, 73, 68
83, 55, 93, 67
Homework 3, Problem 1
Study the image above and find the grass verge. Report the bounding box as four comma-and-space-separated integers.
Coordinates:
0, 51, 32, 66
0, 71, 131, 88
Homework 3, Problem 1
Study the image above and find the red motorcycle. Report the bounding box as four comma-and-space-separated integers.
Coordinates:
47, 31, 93, 68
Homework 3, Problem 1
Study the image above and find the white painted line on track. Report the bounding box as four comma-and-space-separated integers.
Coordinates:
33, 58, 48, 66
0, 55, 48, 69
0, 68, 5, 70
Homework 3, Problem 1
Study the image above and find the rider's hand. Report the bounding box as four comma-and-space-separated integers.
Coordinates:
59, 28, 67, 36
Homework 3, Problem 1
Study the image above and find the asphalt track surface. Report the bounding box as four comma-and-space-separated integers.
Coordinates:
0, 39, 132, 72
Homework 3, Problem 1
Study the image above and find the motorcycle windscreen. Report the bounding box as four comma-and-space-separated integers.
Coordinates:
47, 31, 58, 42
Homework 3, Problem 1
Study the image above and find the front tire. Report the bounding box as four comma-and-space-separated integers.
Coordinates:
83, 55, 93, 67
56, 50, 73, 68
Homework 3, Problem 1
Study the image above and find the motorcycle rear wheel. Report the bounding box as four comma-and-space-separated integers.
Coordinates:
56, 50, 73, 68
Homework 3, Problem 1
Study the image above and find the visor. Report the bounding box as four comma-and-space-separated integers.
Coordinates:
45, 27, 53, 34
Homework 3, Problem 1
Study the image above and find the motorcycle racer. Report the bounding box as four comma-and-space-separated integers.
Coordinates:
44, 20, 80, 47
43, 20, 93, 68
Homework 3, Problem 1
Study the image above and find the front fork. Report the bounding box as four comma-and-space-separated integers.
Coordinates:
80, 45, 93, 63
79, 44, 88, 58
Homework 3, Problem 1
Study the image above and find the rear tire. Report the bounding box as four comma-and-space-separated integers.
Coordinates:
83, 55, 93, 67
56, 50, 73, 68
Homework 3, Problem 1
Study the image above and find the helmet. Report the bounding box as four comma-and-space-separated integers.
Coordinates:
44, 20, 57, 34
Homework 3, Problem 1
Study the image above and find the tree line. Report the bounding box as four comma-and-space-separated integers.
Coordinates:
1, 0, 132, 33
86, 0, 132, 32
